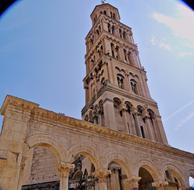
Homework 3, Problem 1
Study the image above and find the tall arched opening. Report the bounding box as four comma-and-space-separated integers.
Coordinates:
21, 145, 60, 190
69, 153, 97, 190
138, 167, 156, 190
107, 161, 128, 190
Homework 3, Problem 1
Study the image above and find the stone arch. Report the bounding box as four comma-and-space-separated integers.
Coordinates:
125, 101, 133, 113
137, 105, 144, 115
163, 164, 187, 188
66, 145, 100, 171
26, 134, 66, 163
136, 160, 160, 181
103, 152, 131, 177
147, 108, 155, 119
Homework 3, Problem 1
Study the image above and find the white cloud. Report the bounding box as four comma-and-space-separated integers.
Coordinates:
150, 36, 172, 51
152, 4, 194, 47
178, 51, 193, 57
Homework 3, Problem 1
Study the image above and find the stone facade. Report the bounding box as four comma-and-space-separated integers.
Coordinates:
0, 3, 194, 190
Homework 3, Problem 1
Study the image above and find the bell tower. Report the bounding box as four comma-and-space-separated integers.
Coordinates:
82, 3, 168, 144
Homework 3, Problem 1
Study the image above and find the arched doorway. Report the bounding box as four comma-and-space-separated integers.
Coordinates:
107, 161, 127, 190
21, 146, 60, 190
138, 167, 156, 190
69, 153, 97, 190
164, 169, 184, 190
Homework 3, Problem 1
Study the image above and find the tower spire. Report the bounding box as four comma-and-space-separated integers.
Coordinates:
101, 0, 106, 4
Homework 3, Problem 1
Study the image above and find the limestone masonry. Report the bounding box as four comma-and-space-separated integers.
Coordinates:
0, 3, 194, 190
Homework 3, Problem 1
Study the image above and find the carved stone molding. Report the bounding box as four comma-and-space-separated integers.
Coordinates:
58, 162, 74, 178
95, 169, 111, 183
124, 176, 141, 189
152, 180, 168, 189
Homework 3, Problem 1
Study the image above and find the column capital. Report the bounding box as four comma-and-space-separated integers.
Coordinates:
58, 162, 74, 177
95, 169, 111, 183
124, 176, 141, 189
152, 180, 168, 189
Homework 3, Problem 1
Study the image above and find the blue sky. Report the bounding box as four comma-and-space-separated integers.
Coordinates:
0, 0, 194, 183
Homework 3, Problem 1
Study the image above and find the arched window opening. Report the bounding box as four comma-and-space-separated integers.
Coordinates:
104, 10, 107, 15
99, 100, 105, 126
139, 167, 154, 190
147, 109, 155, 126
113, 97, 122, 115
123, 31, 126, 39
111, 43, 115, 58
89, 110, 94, 123
148, 109, 155, 119
113, 13, 116, 19
165, 169, 180, 190
140, 126, 145, 138
108, 23, 111, 33
112, 25, 115, 34
117, 74, 124, 89
125, 102, 132, 114
137, 105, 144, 115
130, 79, 138, 94
99, 100, 104, 115
128, 52, 131, 63
69, 154, 97, 189
96, 29, 99, 36
108, 162, 125, 190
115, 46, 119, 60
113, 98, 121, 109
123, 49, 127, 62
119, 29, 122, 38
110, 11, 113, 18
93, 105, 99, 125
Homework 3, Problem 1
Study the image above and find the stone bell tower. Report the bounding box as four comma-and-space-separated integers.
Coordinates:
82, 3, 168, 144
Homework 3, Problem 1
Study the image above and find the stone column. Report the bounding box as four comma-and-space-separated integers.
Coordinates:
145, 118, 155, 141
95, 169, 111, 190
103, 98, 117, 130
58, 162, 74, 190
123, 176, 141, 190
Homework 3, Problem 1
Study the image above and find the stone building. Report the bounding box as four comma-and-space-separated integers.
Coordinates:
0, 2, 194, 190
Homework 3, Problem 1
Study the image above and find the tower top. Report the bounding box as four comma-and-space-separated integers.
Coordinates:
91, 3, 120, 24
101, 0, 106, 3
